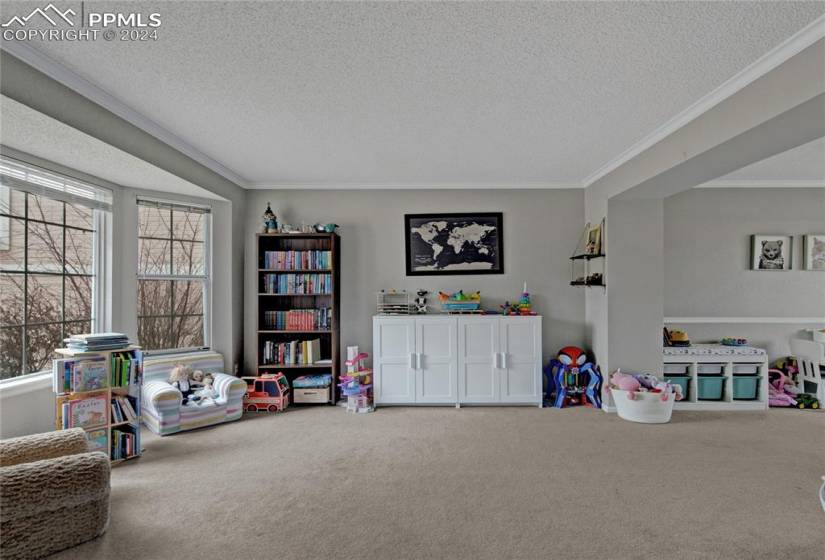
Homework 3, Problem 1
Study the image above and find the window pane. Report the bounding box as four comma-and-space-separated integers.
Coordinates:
27, 193, 63, 224
138, 238, 171, 275
27, 275, 62, 324
64, 320, 91, 339
172, 209, 204, 241
138, 279, 171, 317
65, 276, 93, 321
27, 222, 63, 273
66, 203, 94, 230
0, 326, 23, 379
0, 185, 25, 217
138, 316, 172, 351
25, 323, 63, 374
138, 206, 170, 238
0, 217, 25, 270
173, 280, 203, 316
0, 273, 25, 327
173, 241, 204, 275
65, 228, 93, 275
173, 315, 203, 348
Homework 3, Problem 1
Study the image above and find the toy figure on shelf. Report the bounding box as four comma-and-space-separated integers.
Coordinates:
414, 290, 429, 314
242, 373, 290, 412
517, 282, 536, 315
500, 301, 519, 316
438, 290, 482, 314
544, 346, 602, 409
262, 202, 278, 233
339, 346, 373, 413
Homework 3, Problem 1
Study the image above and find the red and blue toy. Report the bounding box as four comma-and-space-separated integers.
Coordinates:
544, 346, 602, 409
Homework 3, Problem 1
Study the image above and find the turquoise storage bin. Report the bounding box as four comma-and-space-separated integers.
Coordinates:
664, 375, 690, 399
732, 376, 759, 400
697, 376, 725, 400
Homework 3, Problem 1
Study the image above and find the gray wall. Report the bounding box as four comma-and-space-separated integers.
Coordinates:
607, 198, 664, 374
244, 189, 586, 372
663, 188, 825, 359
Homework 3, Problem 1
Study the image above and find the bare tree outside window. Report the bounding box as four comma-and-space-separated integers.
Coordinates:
0, 186, 95, 379
137, 201, 209, 351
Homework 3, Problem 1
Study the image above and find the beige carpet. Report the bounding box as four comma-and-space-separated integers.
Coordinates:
52, 407, 824, 560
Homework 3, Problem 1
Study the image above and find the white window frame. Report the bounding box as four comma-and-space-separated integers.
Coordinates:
136, 197, 212, 352
0, 155, 113, 380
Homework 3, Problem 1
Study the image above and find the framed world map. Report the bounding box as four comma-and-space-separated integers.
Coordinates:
405, 212, 504, 275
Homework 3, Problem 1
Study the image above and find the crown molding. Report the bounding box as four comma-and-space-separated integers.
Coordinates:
0, 41, 250, 188
581, 14, 825, 189
665, 317, 825, 324
695, 179, 825, 189
245, 181, 584, 190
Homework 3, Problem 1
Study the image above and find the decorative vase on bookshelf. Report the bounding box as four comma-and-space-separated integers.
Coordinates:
52, 339, 143, 464
256, 232, 341, 403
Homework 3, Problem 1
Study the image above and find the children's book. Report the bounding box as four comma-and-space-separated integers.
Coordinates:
72, 358, 107, 392
85, 428, 108, 453
68, 395, 108, 429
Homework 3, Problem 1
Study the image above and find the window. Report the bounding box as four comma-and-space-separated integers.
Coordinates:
0, 156, 111, 379
137, 198, 210, 351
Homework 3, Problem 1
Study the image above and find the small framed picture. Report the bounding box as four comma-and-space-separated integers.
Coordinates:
803, 234, 825, 270
585, 224, 602, 255
751, 235, 793, 270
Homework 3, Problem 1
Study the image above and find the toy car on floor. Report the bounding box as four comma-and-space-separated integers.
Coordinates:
794, 393, 820, 410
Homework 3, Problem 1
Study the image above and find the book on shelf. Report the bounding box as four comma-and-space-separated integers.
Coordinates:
261, 338, 322, 366
52, 356, 108, 393
86, 428, 108, 453
111, 396, 138, 424
262, 273, 332, 294
263, 308, 332, 330
111, 351, 140, 393
262, 250, 331, 270
111, 427, 138, 461
61, 395, 108, 429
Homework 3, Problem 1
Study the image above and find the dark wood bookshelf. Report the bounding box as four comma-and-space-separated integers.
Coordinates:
256, 232, 340, 404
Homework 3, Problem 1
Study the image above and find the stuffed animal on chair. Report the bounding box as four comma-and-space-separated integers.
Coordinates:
169, 364, 198, 406
192, 370, 218, 403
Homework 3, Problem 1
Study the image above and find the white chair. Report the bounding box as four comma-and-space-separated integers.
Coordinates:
790, 339, 825, 405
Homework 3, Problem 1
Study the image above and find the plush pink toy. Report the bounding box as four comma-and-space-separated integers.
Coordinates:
768, 368, 798, 407
611, 369, 641, 399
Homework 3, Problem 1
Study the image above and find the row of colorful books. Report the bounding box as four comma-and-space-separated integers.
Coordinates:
263, 308, 333, 330
111, 396, 139, 424
111, 351, 140, 389
262, 273, 332, 295
53, 357, 107, 394
262, 250, 331, 270
111, 428, 138, 460
261, 338, 322, 365
60, 394, 107, 430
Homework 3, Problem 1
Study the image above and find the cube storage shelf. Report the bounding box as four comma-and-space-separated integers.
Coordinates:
662, 351, 768, 411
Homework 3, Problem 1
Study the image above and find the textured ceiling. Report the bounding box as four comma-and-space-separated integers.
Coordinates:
718, 137, 825, 182
5, 1, 825, 187
0, 95, 226, 200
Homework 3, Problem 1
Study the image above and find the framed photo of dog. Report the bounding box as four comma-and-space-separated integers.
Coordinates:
751, 235, 793, 271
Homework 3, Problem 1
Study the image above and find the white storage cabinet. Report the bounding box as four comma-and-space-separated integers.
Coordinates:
373, 315, 542, 407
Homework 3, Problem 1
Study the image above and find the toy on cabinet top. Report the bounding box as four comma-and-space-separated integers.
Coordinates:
517, 282, 537, 315
414, 290, 429, 314
242, 373, 290, 413
262, 202, 278, 233
544, 346, 602, 409
313, 223, 339, 233
377, 289, 414, 315
438, 290, 482, 314
500, 301, 520, 316
663, 327, 690, 347
720, 337, 748, 347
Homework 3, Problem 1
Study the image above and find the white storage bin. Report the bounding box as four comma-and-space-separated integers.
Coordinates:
697, 363, 724, 375
732, 364, 759, 375
611, 388, 675, 424
663, 363, 689, 375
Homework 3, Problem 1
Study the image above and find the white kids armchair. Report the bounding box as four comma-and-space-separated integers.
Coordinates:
141, 351, 247, 435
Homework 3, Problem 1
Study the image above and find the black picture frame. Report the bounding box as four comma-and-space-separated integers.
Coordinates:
404, 212, 504, 276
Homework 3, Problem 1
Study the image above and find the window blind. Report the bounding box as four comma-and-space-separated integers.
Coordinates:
0, 155, 113, 212
137, 197, 211, 214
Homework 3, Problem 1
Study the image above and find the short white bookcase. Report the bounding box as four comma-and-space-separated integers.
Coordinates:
662, 345, 769, 411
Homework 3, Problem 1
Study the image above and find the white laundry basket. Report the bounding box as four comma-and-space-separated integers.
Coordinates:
611, 388, 675, 424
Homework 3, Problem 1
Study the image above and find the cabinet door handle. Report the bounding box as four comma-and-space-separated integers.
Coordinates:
501, 353, 508, 369
409, 353, 416, 369
416, 353, 423, 370
492, 352, 499, 369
